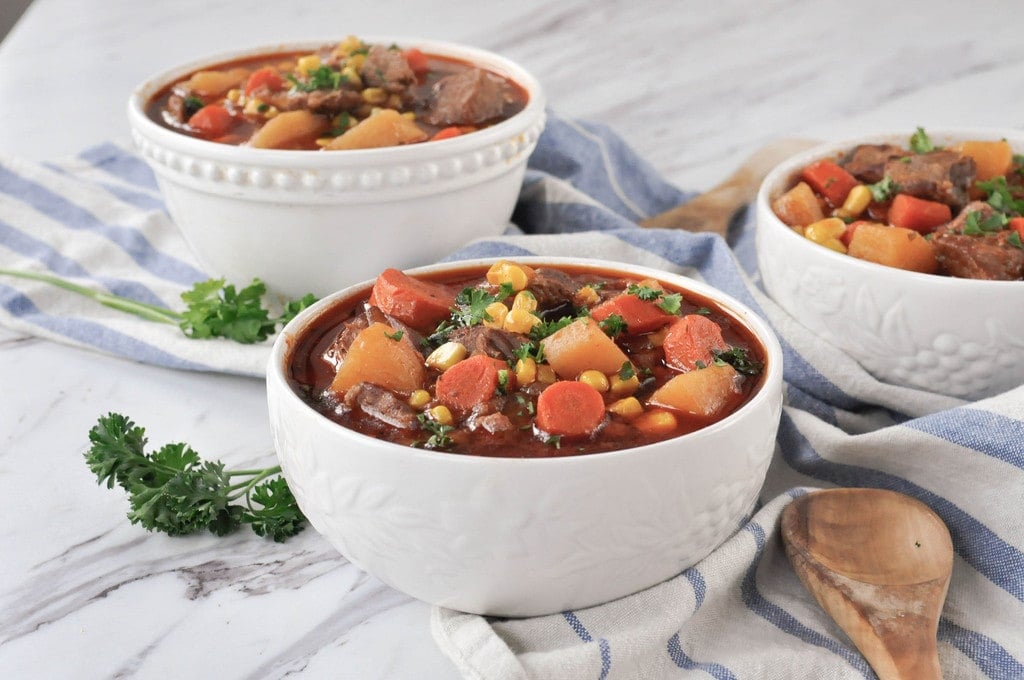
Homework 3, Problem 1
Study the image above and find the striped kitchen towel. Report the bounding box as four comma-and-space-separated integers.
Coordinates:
1, 114, 1022, 679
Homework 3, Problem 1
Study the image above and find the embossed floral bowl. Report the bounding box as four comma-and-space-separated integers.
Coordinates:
126, 38, 546, 299
756, 129, 1024, 399
266, 257, 784, 617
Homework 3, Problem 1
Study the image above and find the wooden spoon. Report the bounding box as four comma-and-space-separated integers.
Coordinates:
639, 138, 819, 237
781, 488, 954, 680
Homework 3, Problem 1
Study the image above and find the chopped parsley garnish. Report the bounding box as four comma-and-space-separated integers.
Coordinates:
450, 283, 514, 327
530, 316, 576, 341
963, 210, 1009, 235
657, 292, 683, 315
1008, 231, 1023, 249
977, 176, 1024, 215
183, 96, 205, 118
618, 362, 636, 380
514, 394, 536, 417
599, 313, 628, 338
384, 329, 404, 341
287, 65, 343, 92
694, 306, 712, 316
909, 127, 935, 153
513, 341, 545, 364
416, 413, 454, 450
497, 369, 510, 395
329, 112, 352, 136
543, 435, 562, 449
712, 347, 764, 376
625, 282, 683, 316
866, 175, 898, 202
626, 283, 662, 301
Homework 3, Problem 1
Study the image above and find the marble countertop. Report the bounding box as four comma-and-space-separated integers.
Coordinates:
1, 1, 1022, 677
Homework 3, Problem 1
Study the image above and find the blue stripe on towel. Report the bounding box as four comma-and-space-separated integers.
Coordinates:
666, 633, 738, 679
778, 412, 1024, 603
78, 142, 161, 192
0, 165, 203, 285
939, 619, 1024, 678
561, 612, 611, 680
907, 407, 1024, 470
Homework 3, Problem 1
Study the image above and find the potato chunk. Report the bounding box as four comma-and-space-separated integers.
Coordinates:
330, 322, 425, 395
649, 363, 742, 418
540, 318, 630, 379
249, 110, 330, 150
847, 222, 938, 274
772, 181, 824, 229
186, 68, 250, 97
323, 109, 428, 150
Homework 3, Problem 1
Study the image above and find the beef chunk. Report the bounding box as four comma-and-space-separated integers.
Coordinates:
883, 150, 976, 209
420, 68, 515, 127
528, 268, 579, 311
469, 412, 514, 434
360, 44, 415, 93
343, 382, 419, 429
840, 144, 905, 183
259, 86, 364, 116
324, 315, 369, 368
931, 202, 1024, 280
447, 325, 529, 361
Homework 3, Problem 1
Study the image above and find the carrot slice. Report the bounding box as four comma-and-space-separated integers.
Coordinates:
535, 380, 606, 438
1009, 217, 1024, 241
800, 159, 859, 207
402, 47, 429, 76
435, 355, 506, 412
662, 315, 728, 371
887, 194, 952, 234
369, 268, 457, 331
431, 126, 463, 142
590, 293, 674, 334
244, 66, 285, 95
187, 104, 234, 138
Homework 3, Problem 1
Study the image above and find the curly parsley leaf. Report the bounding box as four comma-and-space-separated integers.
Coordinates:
909, 127, 935, 154
962, 210, 1009, 235
712, 346, 764, 376
286, 65, 343, 92
417, 412, 454, 449
85, 413, 305, 541
626, 283, 662, 301
866, 175, 898, 202
977, 176, 1024, 216
599, 313, 628, 338
657, 292, 683, 315
530, 316, 577, 341
449, 283, 515, 327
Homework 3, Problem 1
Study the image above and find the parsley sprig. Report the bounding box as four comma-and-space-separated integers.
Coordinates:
85, 413, 305, 541
712, 347, 764, 376
866, 175, 898, 202
0, 269, 316, 344
625, 283, 683, 314
286, 65, 344, 92
909, 127, 936, 153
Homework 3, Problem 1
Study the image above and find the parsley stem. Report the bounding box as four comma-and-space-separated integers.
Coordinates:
0, 268, 182, 324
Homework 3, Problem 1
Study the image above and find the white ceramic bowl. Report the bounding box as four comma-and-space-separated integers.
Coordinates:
127, 38, 546, 299
266, 257, 784, 616
756, 129, 1024, 399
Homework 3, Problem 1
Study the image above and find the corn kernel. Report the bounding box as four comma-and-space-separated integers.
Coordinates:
315, 137, 332, 147
428, 405, 453, 426
515, 357, 537, 385
609, 373, 641, 397
804, 217, 848, 253
503, 308, 540, 334
511, 290, 538, 312
842, 184, 872, 217
425, 341, 467, 371
537, 364, 557, 384
226, 88, 241, 104
575, 285, 600, 307
408, 389, 431, 409
337, 35, 363, 56
297, 54, 321, 76
387, 93, 403, 109
578, 369, 610, 392
486, 260, 534, 292
608, 397, 643, 419
482, 302, 508, 329
243, 98, 265, 115
401, 111, 416, 120
634, 409, 678, 435
263, 106, 279, 119
362, 87, 388, 105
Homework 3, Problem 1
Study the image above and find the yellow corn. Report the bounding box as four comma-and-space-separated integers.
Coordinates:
634, 409, 678, 435
401, 111, 416, 120
425, 341, 467, 371
226, 88, 242, 104
511, 290, 538, 312
482, 302, 508, 329
503, 308, 540, 334
486, 260, 533, 292
243, 98, 266, 115
337, 35, 363, 56
429, 405, 454, 426
575, 285, 600, 307
408, 389, 431, 409
297, 54, 321, 76
609, 373, 640, 397
340, 66, 362, 89
387, 93, 403, 109
842, 184, 872, 217
578, 369, 610, 392
804, 217, 848, 253
537, 364, 557, 384
608, 397, 643, 419
263, 106, 279, 119
362, 87, 388, 105
515, 357, 537, 385
636, 278, 665, 293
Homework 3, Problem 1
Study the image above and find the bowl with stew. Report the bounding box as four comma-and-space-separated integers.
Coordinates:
756, 127, 1024, 399
266, 256, 784, 616
127, 37, 546, 298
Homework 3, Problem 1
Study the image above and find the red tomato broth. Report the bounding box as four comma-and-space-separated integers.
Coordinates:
145, 38, 528, 150
285, 263, 769, 459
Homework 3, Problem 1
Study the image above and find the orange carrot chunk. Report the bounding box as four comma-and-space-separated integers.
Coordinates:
662, 314, 728, 371
435, 355, 506, 412
244, 66, 285, 96
1009, 217, 1024, 241
800, 159, 859, 207
887, 194, 952, 234
590, 293, 674, 334
431, 126, 463, 142
187, 104, 234, 138
535, 380, 606, 438
369, 268, 457, 331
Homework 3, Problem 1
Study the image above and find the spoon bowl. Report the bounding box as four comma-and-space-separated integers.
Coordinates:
781, 488, 954, 680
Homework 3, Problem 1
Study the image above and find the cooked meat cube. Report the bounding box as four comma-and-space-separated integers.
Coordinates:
323, 315, 370, 368
528, 268, 579, 311
883, 150, 976, 209
931, 202, 1024, 280
343, 382, 419, 429
420, 68, 515, 127
470, 412, 514, 434
447, 325, 529, 361
360, 44, 415, 93
258, 87, 364, 116
840, 144, 905, 183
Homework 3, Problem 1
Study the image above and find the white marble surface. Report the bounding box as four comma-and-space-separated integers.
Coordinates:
1, 0, 1023, 678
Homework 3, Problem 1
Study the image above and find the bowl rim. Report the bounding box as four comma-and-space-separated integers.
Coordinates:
268, 256, 785, 468
127, 35, 547, 166
756, 126, 1024, 289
